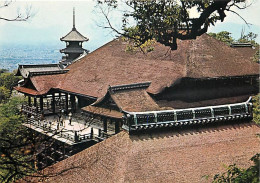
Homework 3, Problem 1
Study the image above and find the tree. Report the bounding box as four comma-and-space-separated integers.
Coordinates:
0, 72, 21, 91
0, 0, 32, 22
0, 86, 10, 103
238, 31, 258, 46
213, 154, 259, 183
208, 31, 234, 45
252, 94, 260, 124
0, 69, 8, 75
0, 97, 64, 182
98, 0, 251, 50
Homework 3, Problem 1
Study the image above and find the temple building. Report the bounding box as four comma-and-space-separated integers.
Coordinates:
60, 8, 89, 67
14, 11, 259, 181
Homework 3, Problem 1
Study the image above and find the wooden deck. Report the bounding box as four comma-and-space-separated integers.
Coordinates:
23, 114, 114, 145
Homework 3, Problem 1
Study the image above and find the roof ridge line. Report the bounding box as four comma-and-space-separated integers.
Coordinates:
109, 82, 151, 93
19, 64, 60, 68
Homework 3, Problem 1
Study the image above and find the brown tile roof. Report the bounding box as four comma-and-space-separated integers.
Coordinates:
185, 38, 258, 78
157, 95, 252, 109
82, 106, 123, 119
30, 74, 65, 95
16, 64, 66, 78
231, 45, 259, 62
111, 88, 160, 112
26, 122, 260, 183
83, 82, 160, 113
16, 34, 259, 99
57, 34, 259, 98
14, 86, 39, 96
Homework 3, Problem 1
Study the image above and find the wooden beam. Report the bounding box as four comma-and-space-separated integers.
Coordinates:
33, 97, 37, 107
65, 93, 68, 113
40, 96, 44, 111
28, 96, 31, 107
70, 94, 76, 113
103, 118, 107, 133
115, 120, 120, 134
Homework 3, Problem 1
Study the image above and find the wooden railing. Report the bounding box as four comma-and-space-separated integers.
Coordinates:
123, 97, 253, 131
21, 104, 42, 120
24, 118, 112, 144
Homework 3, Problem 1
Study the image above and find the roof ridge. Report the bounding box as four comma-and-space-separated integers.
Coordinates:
109, 82, 151, 93
19, 64, 60, 68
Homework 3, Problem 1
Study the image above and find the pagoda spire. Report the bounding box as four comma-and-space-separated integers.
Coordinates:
73, 7, 75, 30
60, 7, 89, 66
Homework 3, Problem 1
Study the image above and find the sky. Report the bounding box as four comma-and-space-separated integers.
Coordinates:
0, 0, 259, 51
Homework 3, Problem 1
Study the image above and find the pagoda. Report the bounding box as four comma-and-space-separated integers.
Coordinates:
60, 8, 89, 66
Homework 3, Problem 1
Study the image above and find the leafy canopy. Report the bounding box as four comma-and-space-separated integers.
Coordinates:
208, 31, 234, 45
213, 153, 260, 183
98, 0, 249, 50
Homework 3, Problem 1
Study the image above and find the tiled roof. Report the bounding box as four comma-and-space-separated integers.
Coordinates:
60, 28, 89, 42
26, 122, 260, 182
60, 47, 87, 54
30, 74, 65, 95
58, 34, 259, 99
82, 82, 160, 115
82, 106, 123, 119
157, 95, 252, 109
231, 45, 259, 62
16, 64, 66, 79
16, 34, 259, 99
110, 86, 160, 112
14, 86, 39, 96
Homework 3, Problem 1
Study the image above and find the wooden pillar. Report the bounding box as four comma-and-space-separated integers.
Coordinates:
40, 96, 44, 111
65, 93, 68, 113
77, 96, 82, 108
115, 119, 120, 134
52, 93, 55, 114
70, 94, 75, 113
33, 97, 37, 107
90, 128, 93, 139
103, 118, 107, 133
28, 96, 31, 106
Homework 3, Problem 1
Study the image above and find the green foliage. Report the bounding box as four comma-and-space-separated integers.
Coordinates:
209, 31, 259, 63
0, 69, 8, 74
238, 32, 258, 46
0, 69, 21, 103
100, 0, 246, 50
123, 29, 155, 53
0, 72, 20, 91
252, 94, 260, 124
0, 96, 36, 182
0, 96, 24, 132
208, 31, 234, 45
253, 50, 259, 63
0, 87, 10, 103
213, 154, 260, 183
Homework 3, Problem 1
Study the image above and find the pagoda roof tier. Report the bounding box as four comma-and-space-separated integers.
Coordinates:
16, 64, 68, 79
60, 28, 89, 42
60, 47, 87, 54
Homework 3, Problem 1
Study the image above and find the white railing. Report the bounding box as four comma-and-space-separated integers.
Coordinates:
123, 97, 253, 130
